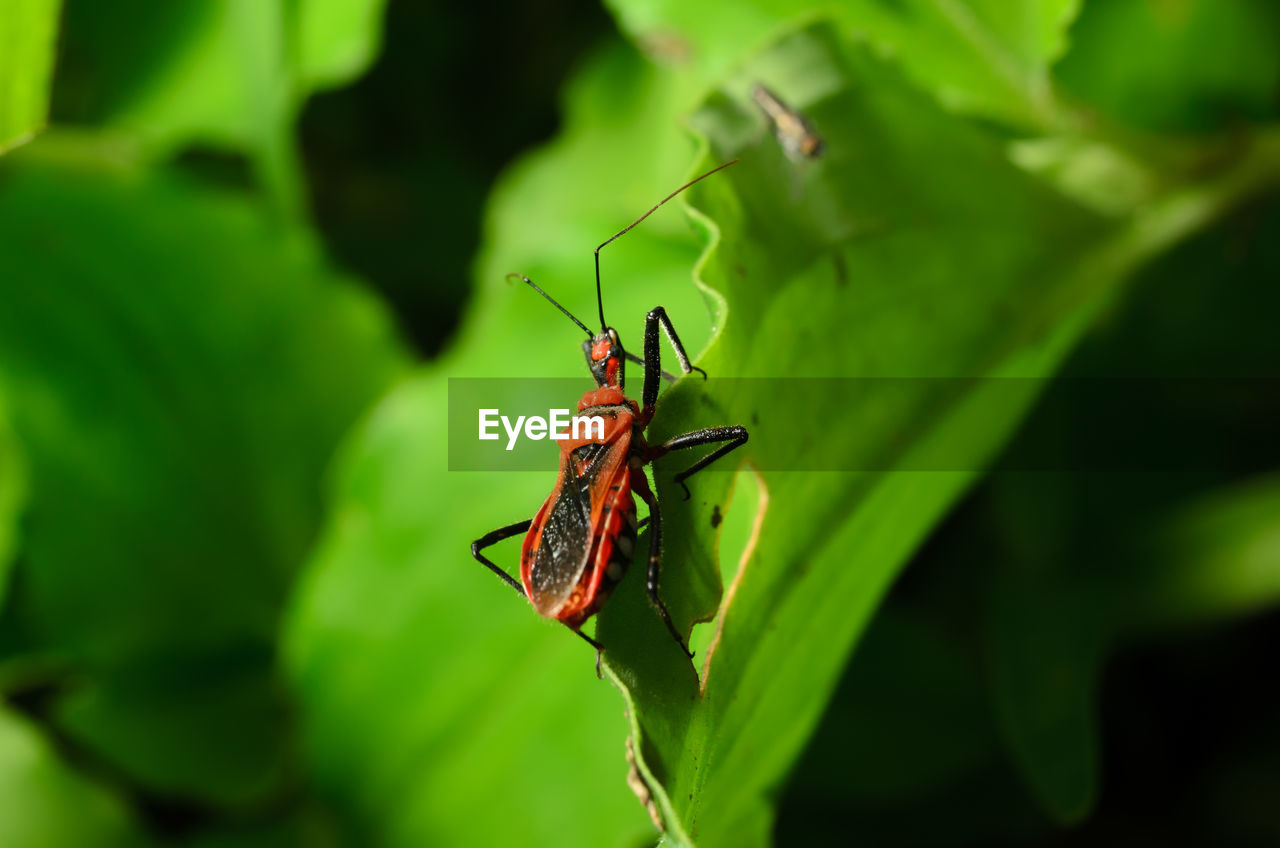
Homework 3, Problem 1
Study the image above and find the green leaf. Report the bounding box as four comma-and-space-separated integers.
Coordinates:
0, 148, 408, 806
58, 0, 387, 215
0, 0, 62, 153
1056, 0, 1280, 132
791, 608, 1000, 809
1131, 473, 1280, 633
296, 0, 390, 91
599, 23, 1279, 845
607, 0, 1083, 128
106, 1, 300, 215
284, 38, 720, 847
0, 391, 24, 607
835, 0, 1082, 127
597, 24, 1108, 845
0, 706, 144, 847
986, 572, 1101, 824
179, 804, 343, 848
102, 0, 390, 150
964, 193, 1280, 832
88, 2, 275, 149
284, 15, 1280, 848
980, 473, 1280, 827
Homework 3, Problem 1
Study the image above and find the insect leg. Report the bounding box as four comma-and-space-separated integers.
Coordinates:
632, 481, 694, 659
471, 520, 533, 596
576, 628, 605, 679
473, 520, 606, 671
624, 350, 676, 384
653, 426, 749, 500
642, 306, 707, 412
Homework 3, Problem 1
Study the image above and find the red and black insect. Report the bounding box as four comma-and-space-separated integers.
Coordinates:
470, 162, 748, 669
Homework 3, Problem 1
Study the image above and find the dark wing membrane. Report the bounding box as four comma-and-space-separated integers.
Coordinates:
527, 438, 627, 616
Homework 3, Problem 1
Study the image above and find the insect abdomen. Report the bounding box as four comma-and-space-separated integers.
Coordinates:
558, 476, 636, 627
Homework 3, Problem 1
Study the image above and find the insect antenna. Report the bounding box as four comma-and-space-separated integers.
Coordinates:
507, 272, 593, 337
593, 159, 739, 330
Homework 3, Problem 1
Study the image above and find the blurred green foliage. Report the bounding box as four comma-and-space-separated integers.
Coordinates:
0, 707, 136, 847
0, 0, 61, 151
1, 0, 1279, 846
782, 194, 1280, 844
0, 157, 407, 810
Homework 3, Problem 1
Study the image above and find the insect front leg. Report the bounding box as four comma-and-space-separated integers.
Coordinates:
631, 477, 694, 659
652, 426, 749, 500
641, 306, 707, 413
471, 521, 605, 667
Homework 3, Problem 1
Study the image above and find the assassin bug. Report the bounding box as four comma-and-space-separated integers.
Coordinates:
470, 161, 749, 670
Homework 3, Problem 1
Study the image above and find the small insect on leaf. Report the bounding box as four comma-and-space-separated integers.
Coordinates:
752, 83, 825, 161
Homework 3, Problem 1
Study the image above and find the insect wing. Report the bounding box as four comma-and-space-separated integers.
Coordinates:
521, 432, 631, 618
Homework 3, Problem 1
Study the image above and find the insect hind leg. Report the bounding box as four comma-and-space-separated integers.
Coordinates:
576, 628, 605, 679
632, 481, 694, 659
471, 520, 533, 596
472, 520, 607, 676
